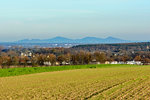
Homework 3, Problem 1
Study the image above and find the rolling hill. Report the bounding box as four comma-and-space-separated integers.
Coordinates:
16, 36, 130, 44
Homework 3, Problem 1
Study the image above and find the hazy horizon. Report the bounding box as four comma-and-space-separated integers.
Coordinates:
0, 35, 150, 42
0, 0, 150, 42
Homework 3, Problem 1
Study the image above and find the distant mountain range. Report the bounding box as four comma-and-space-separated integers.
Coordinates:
16, 36, 130, 44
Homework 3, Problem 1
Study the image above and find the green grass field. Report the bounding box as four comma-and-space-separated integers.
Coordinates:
0, 64, 133, 77
0, 64, 150, 99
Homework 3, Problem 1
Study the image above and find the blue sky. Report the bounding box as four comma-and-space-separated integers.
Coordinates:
0, 0, 150, 41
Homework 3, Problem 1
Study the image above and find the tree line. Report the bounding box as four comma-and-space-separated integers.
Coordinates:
0, 46, 150, 68
0, 50, 107, 68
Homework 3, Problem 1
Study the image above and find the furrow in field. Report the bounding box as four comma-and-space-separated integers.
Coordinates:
110, 76, 150, 99
84, 80, 127, 99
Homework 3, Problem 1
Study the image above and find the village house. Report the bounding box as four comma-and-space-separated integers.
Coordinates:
44, 62, 52, 66
20, 51, 32, 57
104, 61, 142, 65
111, 61, 118, 64
27, 61, 32, 64
118, 61, 126, 64
127, 61, 143, 65
105, 61, 110, 64
135, 61, 143, 65
55, 62, 60, 66
90, 59, 100, 64
61, 61, 70, 65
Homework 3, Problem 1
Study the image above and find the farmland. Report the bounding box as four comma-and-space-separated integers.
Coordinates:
0, 64, 129, 77
1, 65, 150, 99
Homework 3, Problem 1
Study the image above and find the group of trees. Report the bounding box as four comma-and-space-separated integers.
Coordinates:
73, 42, 150, 52
0, 50, 108, 68
1, 45, 150, 68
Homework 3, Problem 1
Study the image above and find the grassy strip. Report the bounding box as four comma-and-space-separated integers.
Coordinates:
0, 64, 141, 77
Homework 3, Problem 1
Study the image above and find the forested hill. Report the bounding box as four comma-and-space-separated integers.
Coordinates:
72, 42, 150, 52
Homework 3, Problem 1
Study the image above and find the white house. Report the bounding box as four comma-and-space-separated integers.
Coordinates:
111, 61, 118, 64
44, 62, 52, 66
105, 61, 110, 64
135, 61, 143, 65
127, 61, 135, 65
20, 51, 32, 57
90, 59, 100, 64
127, 61, 143, 65
55, 62, 60, 66
118, 61, 126, 64
62, 61, 71, 65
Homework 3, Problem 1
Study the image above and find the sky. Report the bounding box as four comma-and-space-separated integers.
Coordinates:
0, 0, 150, 42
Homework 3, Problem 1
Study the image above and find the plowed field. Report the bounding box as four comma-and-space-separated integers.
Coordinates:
1, 66, 150, 100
